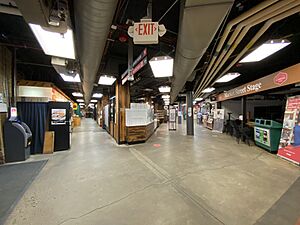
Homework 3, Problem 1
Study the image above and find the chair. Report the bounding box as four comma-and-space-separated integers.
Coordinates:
232, 122, 242, 143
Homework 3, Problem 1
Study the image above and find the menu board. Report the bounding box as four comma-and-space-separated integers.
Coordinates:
51, 109, 66, 125
255, 127, 270, 147
277, 95, 300, 165
213, 109, 225, 133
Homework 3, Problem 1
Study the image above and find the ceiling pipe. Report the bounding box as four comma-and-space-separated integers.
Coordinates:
170, 0, 234, 103
0, 5, 21, 16
195, 0, 299, 96
74, 0, 118, 104
193, 0, 279, 96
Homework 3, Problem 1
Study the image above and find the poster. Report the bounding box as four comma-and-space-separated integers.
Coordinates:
51, 109, 66, 125
254, 127, 270, 147
213, 109, 225, 133
169, 108, 176, 130
277, 95, 300, 165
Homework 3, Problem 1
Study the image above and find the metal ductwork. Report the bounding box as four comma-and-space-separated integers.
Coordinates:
74, 0, 118, 104
170, 0, 234, 102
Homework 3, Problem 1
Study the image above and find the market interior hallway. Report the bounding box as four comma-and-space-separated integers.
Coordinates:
4, 118, 300, 225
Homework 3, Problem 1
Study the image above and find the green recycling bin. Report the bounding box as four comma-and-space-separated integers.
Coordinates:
254, 119, 282, 152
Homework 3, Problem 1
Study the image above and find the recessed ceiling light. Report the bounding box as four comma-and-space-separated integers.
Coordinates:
98, 75, 116, 85
76, 99, 84, 102
159, 86, 171, 93
60, 73, 81, 82
29, 23, 75, 59
240, 40, 291, 63
216, 73, 241, 83
72, 92, 83, 97
162, 95, 170, 99
90, 99, 98, 103
202, 87, 215, 93
149, 56, 173, 78
92, 93, 103, 98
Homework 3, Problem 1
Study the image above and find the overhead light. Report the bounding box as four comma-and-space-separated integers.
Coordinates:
193, 101, 196, 105
92, 93, 103, 98
202, 87, 215, 93
216, 73, 241, 83
29, 23, 75, 59
60, 73, 81, 82
79, 103, 85, 106
89, 103, 95, 108
195, 97, 203, 101
159, 86, 171, 93
72, 92, 83, 97
149, 56, 173, 78
240, 40, 291, 63
164, 102, 170, 106
90, 99, 98, 103
76, 99, 84, 102
98, 75, 116, 85
162, 95, 170, 99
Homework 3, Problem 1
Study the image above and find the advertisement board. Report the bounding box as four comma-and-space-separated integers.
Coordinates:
212, 109, 225, 133
51, 109, 66, 125
277, 95, 300, 165
254, 127, 270, 147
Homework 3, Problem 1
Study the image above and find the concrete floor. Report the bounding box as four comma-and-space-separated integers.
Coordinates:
4, 118, 300, 225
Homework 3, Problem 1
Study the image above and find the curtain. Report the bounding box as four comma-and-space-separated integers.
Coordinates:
17, 102, 48, 154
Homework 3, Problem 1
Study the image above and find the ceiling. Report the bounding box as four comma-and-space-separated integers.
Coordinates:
0, 0, 299, 104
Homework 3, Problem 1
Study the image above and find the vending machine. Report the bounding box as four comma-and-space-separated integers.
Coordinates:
48, 102, 71, 151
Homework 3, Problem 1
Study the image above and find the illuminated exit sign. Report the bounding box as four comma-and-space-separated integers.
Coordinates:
128, 19, 166, 45
133, 21, 158, 44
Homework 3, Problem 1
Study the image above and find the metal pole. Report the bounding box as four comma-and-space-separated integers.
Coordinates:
241, 96, 247, 127
186, 91, 194, 135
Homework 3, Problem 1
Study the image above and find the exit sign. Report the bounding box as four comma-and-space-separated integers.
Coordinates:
133, 21, 158, 44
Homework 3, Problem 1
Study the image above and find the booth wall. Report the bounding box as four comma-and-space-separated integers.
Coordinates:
222, 99, 284, 121
0, 46, 12, 164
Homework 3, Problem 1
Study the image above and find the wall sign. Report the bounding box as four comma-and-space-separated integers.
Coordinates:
128, 19, 166, 45
217, 63, 300, 101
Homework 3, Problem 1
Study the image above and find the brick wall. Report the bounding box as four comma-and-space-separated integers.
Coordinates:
0, 46, 12, 164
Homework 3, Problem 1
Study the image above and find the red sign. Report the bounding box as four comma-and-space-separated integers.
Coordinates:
135, 23, 157, 35
274, 72, 288, 85
132, 21, 159, 44
278, 146, 300, 165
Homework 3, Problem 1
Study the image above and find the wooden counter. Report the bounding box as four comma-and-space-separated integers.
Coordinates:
126, 121, 155, 144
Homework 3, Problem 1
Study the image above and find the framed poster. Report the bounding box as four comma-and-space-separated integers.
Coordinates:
51, 109, 66, 125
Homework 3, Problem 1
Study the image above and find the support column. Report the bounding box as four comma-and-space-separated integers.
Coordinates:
186, 91, 194, 136
115, 80, 130, 144
241, 96, 247, 127
11, 48, 17, 107
178, 102, 182, 124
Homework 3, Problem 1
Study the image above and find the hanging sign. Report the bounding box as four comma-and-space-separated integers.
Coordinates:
277, 95, 300, 165
128, 19, 166, 45
217, 63, 300, 101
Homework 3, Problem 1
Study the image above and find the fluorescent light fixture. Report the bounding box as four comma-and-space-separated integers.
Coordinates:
159, 86, 171, 93
60, 73, 81, 82
92, 93, 103, 98
90, 99, 98, 103
72, 92, 83, 97
149, 56, 173, 78
79, 103, 85, 106
202, 87, 215, 93
193, 101, 196, 105
162, 95, 170, 99
89, 103, 95, 108
195, 97, 203, 101
76, 99, 84, 102
164, 102, 170, 106
98, 75, 116, 85
240, 40, 291, 63
216, 73, 241, 83
29, 23, 75, 59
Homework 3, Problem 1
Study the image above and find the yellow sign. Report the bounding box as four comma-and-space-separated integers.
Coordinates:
73, 103, 78, 110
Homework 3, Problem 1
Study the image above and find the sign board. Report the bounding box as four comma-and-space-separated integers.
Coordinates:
10, 107, 17, 118
122, 57, 148, 85
51, 109, 66, 125
277, 95, 300, 165
217, 63, 300, 101
212, 109, 225, 133
133, 21, 158, 44
169, 108, 176, 122
73, 103, 78, 111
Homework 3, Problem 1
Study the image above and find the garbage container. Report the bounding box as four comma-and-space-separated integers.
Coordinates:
254, 119, 282, 152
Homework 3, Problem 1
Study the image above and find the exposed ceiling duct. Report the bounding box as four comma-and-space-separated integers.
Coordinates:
170, 0, 234, 103
74, 0, 118, 104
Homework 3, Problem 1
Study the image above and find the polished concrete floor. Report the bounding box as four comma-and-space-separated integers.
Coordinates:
4, 118, 300, 225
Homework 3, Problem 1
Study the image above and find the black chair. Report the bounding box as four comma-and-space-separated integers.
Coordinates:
232, 122, 242, 143
241, 127, 254, 146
